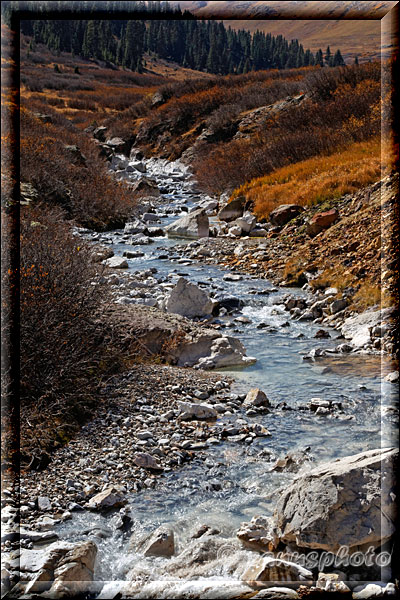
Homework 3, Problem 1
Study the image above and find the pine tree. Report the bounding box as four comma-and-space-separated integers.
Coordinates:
333, 49, 345, 67
324, 45, 331, 66
315, 48, 324, 67
354, 55, 359, 65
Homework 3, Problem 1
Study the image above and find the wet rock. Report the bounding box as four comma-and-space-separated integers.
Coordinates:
129, 233, 152, 245
242, 555, 313, 585
165, 208, 209, 239
20, 540, 97, 597
244, 388, 271, 408
269, 204, 304, 227
140, 525, 175, 558
274, 447, 397, 552
306, 208, 339, 237
124, 219, 147, 235
164, 277, 214, 318
222, 273, 243, 282
177, 401, 217, 420
314, 329, 330, 339
104, 256, 128, 269
87, 486, 126, 511
218, 196, 245, 222
237, 515, 278, 552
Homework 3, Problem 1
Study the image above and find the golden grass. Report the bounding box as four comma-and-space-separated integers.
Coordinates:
232, 137, 382, 220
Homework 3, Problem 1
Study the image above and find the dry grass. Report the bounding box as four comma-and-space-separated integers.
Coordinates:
232, 137, 381, 220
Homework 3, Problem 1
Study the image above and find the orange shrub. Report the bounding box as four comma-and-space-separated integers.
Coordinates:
233, 137, 381, 219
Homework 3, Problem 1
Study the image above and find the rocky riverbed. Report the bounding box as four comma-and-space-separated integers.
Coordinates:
3, 149, 398, 599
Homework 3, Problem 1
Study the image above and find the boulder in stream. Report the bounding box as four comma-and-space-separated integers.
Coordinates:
273, 447, 397, 552
164, 277, 214, 319
165, 208, 209, 239
18, 540, 97, 597
244, 388, 271, 408
140, 525, 175, 558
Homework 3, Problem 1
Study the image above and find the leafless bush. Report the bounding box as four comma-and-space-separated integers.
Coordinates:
20, 205, 123, 424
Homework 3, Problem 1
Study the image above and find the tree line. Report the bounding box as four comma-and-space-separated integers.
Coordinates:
16, 1, 346, 74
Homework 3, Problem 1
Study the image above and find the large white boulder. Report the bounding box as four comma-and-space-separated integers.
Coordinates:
103, 256, 128, 269
164, 277, 214, 318
341, 308, 383, 348
232, 211, 257, 233
177, 401, 218, 420
171, 331, 256, 370
273, 447, 397, 552
165, 208, 209, 239
195, 336, 257, 370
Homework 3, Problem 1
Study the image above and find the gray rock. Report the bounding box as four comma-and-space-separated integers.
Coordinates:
218, 197, 245, 222
232, 211, 257, 233
274, 447, 397, 552
330, 298, 347, 314
87, 486, 126, 511
133, 452, 163, 471
237, 515, 278, 551
341, 308, 383, 348
103, 256, 128, 269
242, 555, 313, 585
164, 277, 214, 318
37, 496, 52, 511
124, 219, 147, 235
93, 126, 107, 141
384, 371, 399, 383
244, 388, 271, 408
253, 588, 299, 599
141, 525, 175, 558
177, 401, 217, 420
165, 208, 209, 239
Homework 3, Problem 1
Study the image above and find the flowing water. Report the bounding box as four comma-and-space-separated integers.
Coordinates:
60, 156, 398, 594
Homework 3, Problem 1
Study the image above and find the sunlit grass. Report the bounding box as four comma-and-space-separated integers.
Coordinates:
232, 137, 382, 220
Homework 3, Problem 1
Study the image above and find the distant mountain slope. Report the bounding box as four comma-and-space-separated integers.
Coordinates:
173, 1, 396, 19
171, 1, 397, 62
